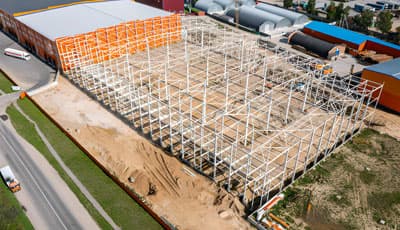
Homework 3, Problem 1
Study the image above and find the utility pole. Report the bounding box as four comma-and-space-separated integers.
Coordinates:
339, 14, 349, 28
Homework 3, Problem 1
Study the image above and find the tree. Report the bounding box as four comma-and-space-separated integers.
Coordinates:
283, 0, 293, 8
395, 26, 400, 43
334, 3, 344, 21
334, 3, 350, 21
352, 10, 374, 33
326, 1, 336, 22
376, 11, 393, 34
306, 0, 316, 14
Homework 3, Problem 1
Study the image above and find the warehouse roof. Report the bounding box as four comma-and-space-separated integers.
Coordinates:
255, 3, 308, 25
304, 21, 400, 51
226, 6, 285, 30
0, 0, 79, 15
16, 1, 171, 40
364, 58, 400, 80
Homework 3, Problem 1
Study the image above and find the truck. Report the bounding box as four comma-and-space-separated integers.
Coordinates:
4, 48, 31, 61
0, 166, 21, 192
354, 3, 375, 12
366, 3, 385, 10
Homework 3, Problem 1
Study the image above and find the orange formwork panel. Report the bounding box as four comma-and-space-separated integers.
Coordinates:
56, 14, 182, 71
86, 32, 99, 64
153, 17, 164, 48
144, 19, 156, 48
126, 21, 136, 38
56, 36, 77, 71
135, 21, 146, 51
106, 27, 117, 43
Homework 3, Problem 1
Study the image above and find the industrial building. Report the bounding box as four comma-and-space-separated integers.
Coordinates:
194, 1, 308, 32
226, 6, 291, 32
195, 0, 224, 14
57, 15, 382, 212
288, 31, 345, 59
362, 58, 400, 113
0, 0, 180, 69
135, 0, 184, 13
303, 21, 400, 58
255, 3, 308, 25
194, 0, 256, 14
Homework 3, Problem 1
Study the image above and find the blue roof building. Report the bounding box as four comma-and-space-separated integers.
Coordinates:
303, 21, 400, 58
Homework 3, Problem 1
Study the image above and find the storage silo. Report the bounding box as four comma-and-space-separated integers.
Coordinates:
255, 3, 308, 25
214, 0, 235, 9
288, 31, 345, 59
239, 0, 256, 6
226, 6, 291, 32
195, 0, 224, 13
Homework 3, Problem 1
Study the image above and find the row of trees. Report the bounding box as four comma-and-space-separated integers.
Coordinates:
352, 10, 394, 34
326, 2, 350, 22
283, 0, 396, 35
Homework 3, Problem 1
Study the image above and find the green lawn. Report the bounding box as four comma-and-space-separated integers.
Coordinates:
0, 71, 14, 94
0, 182, 33, 230
1, 73, 161, 229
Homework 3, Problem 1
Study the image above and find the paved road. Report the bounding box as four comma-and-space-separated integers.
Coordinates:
0, 93, 99, 229
0, 32, 54, 90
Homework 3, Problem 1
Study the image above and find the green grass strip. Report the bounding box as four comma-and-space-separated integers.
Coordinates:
0, 72, 14, 94
1, 71, 161, 229
16, 98, 161, 229
0, 181, 33, 230
6, 104, 112, 230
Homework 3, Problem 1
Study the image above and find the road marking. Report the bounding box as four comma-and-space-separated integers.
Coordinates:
0, 125, 69, 230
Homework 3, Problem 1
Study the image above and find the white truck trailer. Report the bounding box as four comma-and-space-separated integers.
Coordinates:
0, 165, 21, 192
4, 48, 31, 60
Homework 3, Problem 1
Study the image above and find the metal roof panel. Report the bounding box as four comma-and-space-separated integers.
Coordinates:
16, 1, 172, 40
304, 21, 400, 51
365, 58, 400, 80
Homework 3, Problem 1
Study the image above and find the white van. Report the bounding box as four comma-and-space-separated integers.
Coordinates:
4, 48, 31, 60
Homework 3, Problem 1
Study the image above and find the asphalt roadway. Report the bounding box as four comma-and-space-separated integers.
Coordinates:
0, 32, 54, 90
0, 92, 99, 230
0, 30, 99, 230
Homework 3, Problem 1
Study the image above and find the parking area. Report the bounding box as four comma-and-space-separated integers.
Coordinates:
0, 32, 54, 90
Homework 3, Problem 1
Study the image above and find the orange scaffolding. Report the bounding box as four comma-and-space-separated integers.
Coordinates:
56, 14, 181, 71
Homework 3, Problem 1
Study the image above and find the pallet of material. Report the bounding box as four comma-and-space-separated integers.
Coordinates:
369, 54, 393, 63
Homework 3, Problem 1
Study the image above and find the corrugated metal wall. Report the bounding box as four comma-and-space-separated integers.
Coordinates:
303, 28, 363, 51
136, 0, 184, 12
365, 41, 400, 58
163, 0, 184, 12
362, 70, 400, 112
135, 0, 163, 9
0, 8, 58, 67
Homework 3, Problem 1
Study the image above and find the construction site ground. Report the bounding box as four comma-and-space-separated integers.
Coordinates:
267, 114, 400, 229
32, 76, 253, 230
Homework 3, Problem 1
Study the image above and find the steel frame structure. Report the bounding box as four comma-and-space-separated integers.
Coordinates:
58, 17, 383, 210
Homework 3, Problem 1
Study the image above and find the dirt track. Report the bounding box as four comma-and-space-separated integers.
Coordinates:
33, 77, 253, 230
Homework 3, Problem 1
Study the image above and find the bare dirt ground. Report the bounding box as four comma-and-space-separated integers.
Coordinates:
370, 109, 400, 141
33, 77, 253, 230
266, 125, 400, 229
